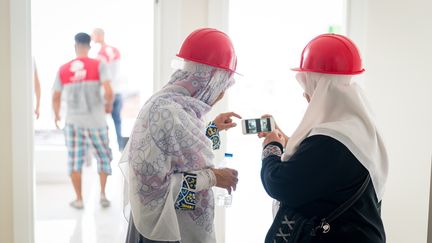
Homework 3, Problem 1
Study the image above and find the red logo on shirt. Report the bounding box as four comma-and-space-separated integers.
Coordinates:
59, 57, 100, 85
98, 45, 120, 63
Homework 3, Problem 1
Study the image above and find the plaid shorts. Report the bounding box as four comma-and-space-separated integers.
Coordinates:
64, 124, 113, 175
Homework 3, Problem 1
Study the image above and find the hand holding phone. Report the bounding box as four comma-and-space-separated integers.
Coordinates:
262, 129, 287, 148
258, 114, 289, 141
242, 117, 275, 135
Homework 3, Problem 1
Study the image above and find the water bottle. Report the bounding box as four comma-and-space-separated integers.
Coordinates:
216, 153, 233, 207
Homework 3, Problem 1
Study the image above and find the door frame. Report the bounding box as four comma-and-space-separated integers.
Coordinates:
8, 0, 35, 242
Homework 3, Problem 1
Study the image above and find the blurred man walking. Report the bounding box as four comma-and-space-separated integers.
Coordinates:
52, 32, 114, 209
92, 28, 125, 151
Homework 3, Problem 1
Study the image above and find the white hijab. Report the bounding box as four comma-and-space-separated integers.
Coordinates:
119, 61, 234, 242
282, 72, 388, 201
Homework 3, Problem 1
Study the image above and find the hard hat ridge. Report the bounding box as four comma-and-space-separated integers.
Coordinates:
177, 28, 237, 73
292, 33, 364, 75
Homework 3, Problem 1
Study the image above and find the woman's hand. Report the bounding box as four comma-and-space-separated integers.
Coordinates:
257, 114, 289, 143
211, 167, 238, 194
262, 129, 287, 148
213, 112, 242, 131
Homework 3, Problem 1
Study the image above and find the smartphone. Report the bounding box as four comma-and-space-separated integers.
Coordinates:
242, 117, 275, 135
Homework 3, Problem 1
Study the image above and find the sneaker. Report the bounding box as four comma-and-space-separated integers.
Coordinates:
100, 195, 111, 208
70, 200, 84, 209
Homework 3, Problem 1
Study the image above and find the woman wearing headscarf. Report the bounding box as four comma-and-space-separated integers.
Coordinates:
120, 28, 241, 243
260, 34, 388, 243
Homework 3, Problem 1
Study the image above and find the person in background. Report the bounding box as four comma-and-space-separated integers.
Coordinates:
259, 34, 388, 243
34, 60, 41, 119
92, 28, 125, 151
120, 28, 241, 243
52, 32, 114, 209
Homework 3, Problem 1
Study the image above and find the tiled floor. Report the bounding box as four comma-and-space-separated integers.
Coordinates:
35, 151, 128, 243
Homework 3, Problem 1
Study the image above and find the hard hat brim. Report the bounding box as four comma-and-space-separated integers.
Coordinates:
291, 67, 365, 75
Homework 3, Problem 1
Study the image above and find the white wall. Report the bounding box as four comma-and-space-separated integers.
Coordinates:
0, 0, 34, 242
0, 0, 14, 241
154, 0, 209, 92
348, 1, 432, 242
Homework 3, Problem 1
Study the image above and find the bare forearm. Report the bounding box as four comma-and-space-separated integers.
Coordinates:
35, 82, 41, 109
102, 81, 113, 104
52, 92, 61, 118
52, 99, 60, 117
102, 82, 113, 113
34, 71, 41, 117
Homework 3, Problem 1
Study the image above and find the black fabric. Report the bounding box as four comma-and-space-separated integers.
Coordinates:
265, 207, 317, 243
261, 135, 385, 243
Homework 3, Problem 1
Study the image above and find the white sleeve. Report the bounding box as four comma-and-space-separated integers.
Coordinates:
52, 71, 63, 92
190, 168, 217, 192
98, 60, 112, 83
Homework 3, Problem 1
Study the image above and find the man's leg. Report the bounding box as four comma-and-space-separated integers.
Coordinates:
89, 126, 113, 207
71, 172, 83, 201
99, 172, 108, 196
99, 172, 110, 207
111, 94, 124, 150
65, 124, 85, 209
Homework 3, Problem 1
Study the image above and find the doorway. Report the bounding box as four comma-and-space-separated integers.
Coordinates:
31, 0, 153, 242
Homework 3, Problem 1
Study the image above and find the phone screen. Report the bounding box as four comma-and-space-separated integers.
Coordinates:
244, 118, 272, 134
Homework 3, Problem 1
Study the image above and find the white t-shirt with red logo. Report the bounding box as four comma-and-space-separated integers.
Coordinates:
53, 57, 111, 128
97, 45, 121, 93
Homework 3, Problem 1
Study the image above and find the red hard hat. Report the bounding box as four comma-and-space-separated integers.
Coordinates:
292, 34, 365, 75
177, 28, 237, 72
